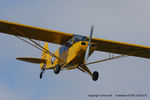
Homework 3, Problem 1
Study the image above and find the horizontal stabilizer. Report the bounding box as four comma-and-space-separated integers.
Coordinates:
16, 57, 46, 64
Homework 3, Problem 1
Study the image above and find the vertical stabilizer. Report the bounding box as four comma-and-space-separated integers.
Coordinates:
41, 42, 50, 60
40, 42, 50, 69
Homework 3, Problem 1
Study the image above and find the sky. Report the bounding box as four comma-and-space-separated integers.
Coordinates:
0, 0, 150, 100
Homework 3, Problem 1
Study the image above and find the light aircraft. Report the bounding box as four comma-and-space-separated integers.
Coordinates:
1, 20, 150, 81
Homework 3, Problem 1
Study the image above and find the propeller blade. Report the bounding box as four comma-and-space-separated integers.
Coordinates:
84, 25, 94, 64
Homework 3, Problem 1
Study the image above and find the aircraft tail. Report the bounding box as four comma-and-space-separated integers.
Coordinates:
41, 42, 50, 60
16, 42, 50, 69
40, 42, 50, 69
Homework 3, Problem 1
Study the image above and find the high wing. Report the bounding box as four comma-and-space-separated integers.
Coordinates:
0, 20, 73, 45
1, 20, 150, 59
91, 38, 150, 59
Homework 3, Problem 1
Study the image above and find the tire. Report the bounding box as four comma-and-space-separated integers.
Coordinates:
54, 65, 60, 74
40, 72, 43, 79
40, 69, 45, 79
92, 71, 99, 81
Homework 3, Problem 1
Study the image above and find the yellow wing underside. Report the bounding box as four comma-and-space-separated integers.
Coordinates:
0, 20, 73, 45
1, 20, 150, 59
91, 38, 150, 59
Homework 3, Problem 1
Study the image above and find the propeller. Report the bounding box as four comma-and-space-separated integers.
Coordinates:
84, 25, 94, 64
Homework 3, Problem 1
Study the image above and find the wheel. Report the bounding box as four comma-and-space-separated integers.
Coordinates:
54, 65, 60, 74
92, 71, 99, 81
40, 69, 44, 79
40, 72, 43, 79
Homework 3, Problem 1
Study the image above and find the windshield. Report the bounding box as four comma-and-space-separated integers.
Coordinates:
59, 34, 87, 54
72, 34, 87, 42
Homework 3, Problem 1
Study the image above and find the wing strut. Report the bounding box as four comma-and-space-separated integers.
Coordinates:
84, 48, 147, 66
85, 55, 127, 65
12, 27, 65, 63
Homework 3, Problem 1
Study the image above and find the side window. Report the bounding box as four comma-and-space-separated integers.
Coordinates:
59, 46, 65, 54
59, 42, 71, 54
65, 42, 71, 47
64, 46, 69, 51
51, 56, 55, 64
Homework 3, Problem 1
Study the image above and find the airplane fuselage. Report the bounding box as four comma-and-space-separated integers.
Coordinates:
41, 35, 96, 70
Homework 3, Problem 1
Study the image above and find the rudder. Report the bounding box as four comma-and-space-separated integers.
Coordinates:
40, 42, 50, 69
41, 42, 50, 60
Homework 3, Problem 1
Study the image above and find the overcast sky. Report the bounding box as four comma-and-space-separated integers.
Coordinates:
0, 0, 150, 100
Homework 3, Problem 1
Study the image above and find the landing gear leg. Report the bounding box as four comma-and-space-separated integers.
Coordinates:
40, 69, 45, 79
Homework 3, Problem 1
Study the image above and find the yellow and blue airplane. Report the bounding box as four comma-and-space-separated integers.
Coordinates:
1, 20, 150, 81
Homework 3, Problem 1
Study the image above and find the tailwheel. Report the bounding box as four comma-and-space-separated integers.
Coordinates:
54, 65, 60, 74
40, 69, 45, 79
92, 71, 99, 81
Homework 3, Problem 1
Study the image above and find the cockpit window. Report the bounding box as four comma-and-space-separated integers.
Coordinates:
59, 34, 87, 54
64, 34, 87, 46
73, 34, 87, 42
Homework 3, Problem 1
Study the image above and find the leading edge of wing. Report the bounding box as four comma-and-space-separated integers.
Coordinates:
0, 20, 73, 45
91, 37, 150, 59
